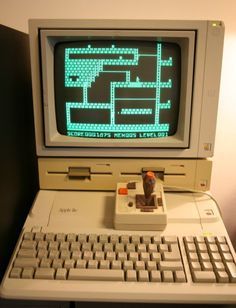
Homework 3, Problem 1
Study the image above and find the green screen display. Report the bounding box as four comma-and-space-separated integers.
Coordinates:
54, 41, 181, 139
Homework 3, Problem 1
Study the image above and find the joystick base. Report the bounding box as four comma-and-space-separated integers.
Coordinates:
114, 181, 167, 231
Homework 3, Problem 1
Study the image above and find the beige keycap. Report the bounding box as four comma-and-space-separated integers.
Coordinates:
68, 269, 124, 281
35, 268, 55, 279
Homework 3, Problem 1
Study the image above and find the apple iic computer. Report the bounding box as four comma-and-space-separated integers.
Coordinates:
1, 19, 236, 304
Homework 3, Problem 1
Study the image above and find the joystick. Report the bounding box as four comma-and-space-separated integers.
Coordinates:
143, 171, 156, 205
114, 170, 167, 230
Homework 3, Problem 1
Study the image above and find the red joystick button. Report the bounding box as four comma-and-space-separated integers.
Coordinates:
118, 188, 128, 195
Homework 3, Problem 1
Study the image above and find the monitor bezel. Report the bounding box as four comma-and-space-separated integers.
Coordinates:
29, 20, 224, 158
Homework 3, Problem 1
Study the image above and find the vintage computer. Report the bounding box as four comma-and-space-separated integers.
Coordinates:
1, 19, 236, 303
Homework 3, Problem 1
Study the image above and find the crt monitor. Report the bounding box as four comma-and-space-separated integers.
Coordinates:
29, 20, 224, 158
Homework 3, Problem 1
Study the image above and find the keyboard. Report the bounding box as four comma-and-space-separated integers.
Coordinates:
8, 232, 236, 284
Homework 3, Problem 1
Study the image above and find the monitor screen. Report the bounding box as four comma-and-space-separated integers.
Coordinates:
54, 40, 181, 140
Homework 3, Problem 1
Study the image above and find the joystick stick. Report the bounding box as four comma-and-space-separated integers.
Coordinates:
143, 171, 156, 206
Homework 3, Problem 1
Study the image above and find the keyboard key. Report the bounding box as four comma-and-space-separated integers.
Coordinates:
76, 260, 87, 269
72, 251, 82, 260
215, 270, 229, 283
183, 236, 194, 243
162, 271, 174, 282
83, 251, 93, 261
99, 234, 109, 244
52, 259, 63, 269
129, 252, 139, 262
87, 260, 98, 269
152, 236, 161, 245
14, 257, 39, 268
190, 262, 201, 271
93, 243, 103, 252
68, 269, 124, 281
158, 244, 168, 253
67, 233, 77, 242
213, 261, 225, 271
163, 251, 181, 261
202, 262, 213, 271
163, 236, 178, 244
120, 235, 130, 244
219, 244, 230, 253
40, 258, 52, 268
21, 240, 37, 249
60, 250, 71, 260
110, 234, 119, 244
186, 243, 196, 253
45, 233, 55, 241
70, 242, 81, 252
174, 271, 186, 282
35, 268, 55, 279
222, 253, 233, 262
151, 252, 161, 262
22, 268, 34, 279
131, 235, 140, 244
142, 236, 151, 245
99, 260, 110, 269
148, 244, 158, 253
195, 236, 205, 243
88, 234, 97, 243
126, 270, 137, 281
211, 252, 221, 262
78, 234, 87, 243
9, 267, 22, 278
64, 259, 75, 269
205, 237, 216, 244
117, 252, 127, 261
115, 243, 125, 252
208, 244, 218, 253
150, 270, 161, 282
56, 268, 67, 280
123, 260, 133, 270
94, 251, 105, 261
104, 243, 113, 252
216, 236, 226, 244
146, 261, 157, 271
18, 248, 36, 258
192, 271, 216, 283
197, 243, 207, 253
140, 252, 150, 262
135, 261, 145, 271
38, 241, 48, 250
56, 233, 66, 242
159, 261, 183, 271
137, 244, 146, 253
225, 262, 236, 282
106, 251, 116, 261
138, 270, 149, 282
126, 243, 136, 253
35, 232, 45, 241
188, 252, 199, 262
111, 260, 122, 270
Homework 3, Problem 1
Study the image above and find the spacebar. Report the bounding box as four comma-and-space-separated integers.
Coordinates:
68, 269, 124, 281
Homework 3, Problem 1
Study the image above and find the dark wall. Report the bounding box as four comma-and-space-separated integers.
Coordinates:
0, 24, 39, 282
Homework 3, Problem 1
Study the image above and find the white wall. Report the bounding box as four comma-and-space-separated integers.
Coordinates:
1, 0, 236, 238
